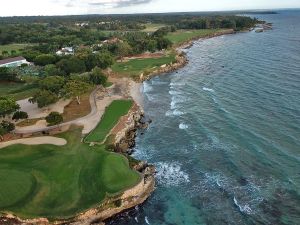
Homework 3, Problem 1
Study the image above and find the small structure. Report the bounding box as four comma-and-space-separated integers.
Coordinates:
0, 56, 29, 68
102, 38, 123, 45
56, 47, 74, 56
75, 22, 89, 27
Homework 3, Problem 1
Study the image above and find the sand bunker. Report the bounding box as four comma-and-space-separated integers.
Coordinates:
0, 137, 67, 149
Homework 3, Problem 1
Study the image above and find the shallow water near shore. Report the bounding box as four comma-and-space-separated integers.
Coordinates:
108, 10, 300, 225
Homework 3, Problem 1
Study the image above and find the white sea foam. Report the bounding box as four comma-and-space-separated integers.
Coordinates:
151, 80, 168, 85
172, 95, 186, 104
169, 90, 180, 95
204, 172, 227, 188
203, 87, 215, 92
170, 82, 185, 87
234, 197, 253, 215
155, 162, 190, 186
143, 82, 153, 93
145, 93, 155, 102
174, 109, 185, 116
132, 145, 154, 160
170, 100, 177, 110
165, 110, 173, 117
179, 123, 189, 129
170, 96, 187, 110
165, 109, 185, 117
145, 216, 150, 224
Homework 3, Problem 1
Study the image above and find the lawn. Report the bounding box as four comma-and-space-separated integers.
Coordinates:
85, 100, 133, 143
111, 54, 176, 78
0, 82, 38, 100
0, 44, 29, 54
0, 127, 140, 219
166, 29, 225, 45
142, 23, 166, 32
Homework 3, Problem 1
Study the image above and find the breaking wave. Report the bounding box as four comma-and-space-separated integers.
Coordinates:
165, 109, 186, 117
179, 123, 189, 129
143, 82, 153, 93
234, 197, 253, 215
155, 162, 190, 186
203, 87, 215, 92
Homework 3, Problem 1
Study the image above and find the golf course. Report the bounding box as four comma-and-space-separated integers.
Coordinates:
0, 100, 140, 219
0, 82, 38, 101
85, 100, 133, 143
166, 29, 224, 45
111, 54, 176, 78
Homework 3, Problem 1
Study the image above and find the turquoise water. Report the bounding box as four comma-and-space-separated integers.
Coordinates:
108, 11, 300, 225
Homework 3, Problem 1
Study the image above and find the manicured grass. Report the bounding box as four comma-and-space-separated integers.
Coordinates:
85, 100, 133, 143
166, 29, 224, 45
142, 23, 166, 32
0, 170, 35, 208
0, 82, 38, 100
0, 127, 140, 219
0, 44, 28, 54
111, 55, 176, 78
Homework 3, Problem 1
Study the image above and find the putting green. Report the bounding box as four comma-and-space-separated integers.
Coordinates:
0, 128, 140, 219
0, 169, 35, 208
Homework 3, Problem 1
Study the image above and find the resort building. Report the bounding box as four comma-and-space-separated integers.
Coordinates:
0, 56, 29, 68
56, 47, 74, 56
75, 22, 89, 27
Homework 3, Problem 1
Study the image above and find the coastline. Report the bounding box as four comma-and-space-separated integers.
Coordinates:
139, 29, 235, 82
0, 28, 238, 225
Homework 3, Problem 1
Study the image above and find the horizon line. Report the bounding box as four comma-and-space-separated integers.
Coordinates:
0, 7, 299, 18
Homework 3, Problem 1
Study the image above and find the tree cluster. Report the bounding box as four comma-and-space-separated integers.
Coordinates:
0, 120, 15, 140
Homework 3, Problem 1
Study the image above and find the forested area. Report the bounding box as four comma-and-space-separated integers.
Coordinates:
0, 13, 259, 113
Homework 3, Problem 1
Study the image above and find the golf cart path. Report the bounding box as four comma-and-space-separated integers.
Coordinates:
14, 81, 128, 135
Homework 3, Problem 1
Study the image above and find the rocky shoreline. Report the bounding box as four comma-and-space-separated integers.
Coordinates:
140, 29, 235, 82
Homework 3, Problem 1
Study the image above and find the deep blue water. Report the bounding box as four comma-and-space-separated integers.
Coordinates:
109, 10, 300, 225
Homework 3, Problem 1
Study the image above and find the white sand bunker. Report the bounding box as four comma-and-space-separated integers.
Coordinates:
0, 137, 67, 149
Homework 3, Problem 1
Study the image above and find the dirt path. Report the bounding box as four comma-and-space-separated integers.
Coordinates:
14, 83, 127, 135
76, 95, 122, 134
0, 136, 67, 149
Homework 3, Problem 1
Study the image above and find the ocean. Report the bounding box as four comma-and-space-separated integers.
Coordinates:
108, 10, 300, 225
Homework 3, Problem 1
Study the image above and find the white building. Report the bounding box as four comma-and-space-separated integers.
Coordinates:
75, 22, 89, 27
56, 47, 74, 56
0, 56, 29, 68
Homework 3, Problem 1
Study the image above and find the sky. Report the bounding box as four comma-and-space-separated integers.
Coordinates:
1, 0, 300, 16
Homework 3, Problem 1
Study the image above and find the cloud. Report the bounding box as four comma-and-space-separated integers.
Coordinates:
88, 0, 152, 8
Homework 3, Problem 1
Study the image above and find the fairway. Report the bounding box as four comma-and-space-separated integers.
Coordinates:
0, 44, 28, 54
111, 55, 176, 78
142, 23, 166, 32
166, 29, 224, 45
0, 82, 38, 100
85, 100, 133, 143
0, 128, 140, 219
